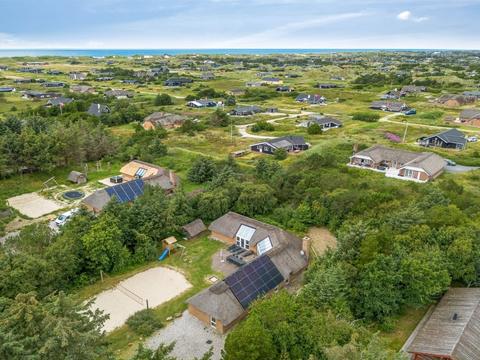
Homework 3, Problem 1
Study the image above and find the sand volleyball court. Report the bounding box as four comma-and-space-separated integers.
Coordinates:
90, 266, 192, 332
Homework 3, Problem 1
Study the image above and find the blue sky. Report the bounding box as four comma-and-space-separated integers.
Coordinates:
1, 0, 479, 49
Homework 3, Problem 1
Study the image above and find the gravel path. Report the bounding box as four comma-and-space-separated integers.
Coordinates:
146, 310, 225, 360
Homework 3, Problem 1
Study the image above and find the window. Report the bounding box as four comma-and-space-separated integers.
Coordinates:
236, 225, 255, 250
210, 317, 216, 328
257, 237, 272, 255
134, 167, 148, 178
404, 169, 415, 178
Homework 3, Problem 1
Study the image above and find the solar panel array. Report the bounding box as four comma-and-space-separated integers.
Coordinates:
105, 178, 144, 203
225, 255, 284, 309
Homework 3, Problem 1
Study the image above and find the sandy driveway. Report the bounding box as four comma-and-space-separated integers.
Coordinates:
90, 267, 192, 332
308, 227, 337, 256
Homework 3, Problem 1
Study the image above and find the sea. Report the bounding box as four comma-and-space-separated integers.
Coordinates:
0, 48, 451, 58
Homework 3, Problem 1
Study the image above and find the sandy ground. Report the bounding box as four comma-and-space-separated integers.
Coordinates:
90, 267, 192, 332
308, 227, 337, 256
147, 310, 225, 360
7, 192, 63, 218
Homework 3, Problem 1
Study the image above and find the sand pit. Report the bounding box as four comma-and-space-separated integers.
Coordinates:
90, 267, 192, 332
7, 192, 63, 218
308, 227, 337, 256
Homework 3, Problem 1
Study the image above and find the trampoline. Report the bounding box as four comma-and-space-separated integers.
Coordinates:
62, 190, 85, 200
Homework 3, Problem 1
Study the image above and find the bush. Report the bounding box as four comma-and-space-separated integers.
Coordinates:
307, 123, 322, 134
273, 148, 288, 160
251, 121, 274, 133
352, 112, 380, 122
126, 309, 163, 336
154, 93, 173, 106
188, 156, 216, 183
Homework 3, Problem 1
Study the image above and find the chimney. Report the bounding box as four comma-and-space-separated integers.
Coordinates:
302, 236, 311, 259
169, 170, 177, 187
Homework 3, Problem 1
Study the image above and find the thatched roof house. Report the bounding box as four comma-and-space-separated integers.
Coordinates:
182, 219, 207, 239
142, 112, 187, 130
67, 171, 87, 184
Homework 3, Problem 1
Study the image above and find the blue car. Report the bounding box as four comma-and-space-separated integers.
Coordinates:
404, 109, 417, 115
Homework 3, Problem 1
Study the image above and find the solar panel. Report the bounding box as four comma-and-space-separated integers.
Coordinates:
225, 255, 284, 309
105, 179, 145, 203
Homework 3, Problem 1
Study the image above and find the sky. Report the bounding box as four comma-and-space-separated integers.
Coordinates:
1, 0, 480, 49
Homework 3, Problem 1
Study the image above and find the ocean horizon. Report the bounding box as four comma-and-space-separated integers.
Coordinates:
0, 48, 470, 58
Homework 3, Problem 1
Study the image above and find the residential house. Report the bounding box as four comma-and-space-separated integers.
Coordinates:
22, 91, 59, 100
250, 136, 309, 154
45, 97, 74, 107
316, 83, 338, 89
370, 101, 408, 112
187, 212, 308, 333
121, 79, 139, 85
164, 77, 193, 87
349, 145, 445, 183
436, 95, 476, 107
246, 81, 263, 88
105, 89, 133, 99
419, 129, 467, 150
43, 81, 65, 88
96, 76, 114, 81
462, 91, 480, 99
82, 161, 179, 213
182, 219, 207, 239
459, 109, 480, 127
401, 85, 427, 94
70, 85, 96, 94
70, 72, 87, 81
17, 67, 43, 74
14, 78, 32, 84
142, 112, 187, 130
406, 288, 480, 360
47, 70, 63, 75
381, 90, 403, 100
0, 65, 8, 71
298, 115, 343, 130
261, 77, 283, 85
295, 93, 326, 105
418, 129, 467, 150
87, 103, 110, 117
0, 87, 15, 93
227, 88, 245, 96
275, 86, 293, 92
187, 99, 217, 108
230, 105, 263, 116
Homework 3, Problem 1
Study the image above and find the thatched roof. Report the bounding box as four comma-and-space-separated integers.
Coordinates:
407, 288, 480, 359
182, 219, 206, 238
68, 171, 86, 183
209, 212, 301, 249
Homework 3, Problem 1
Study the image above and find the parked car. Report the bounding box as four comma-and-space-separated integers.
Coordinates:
467, 136, 478, 142
404, 108, 416, 115
445, 159, 457, 166
54, 208, 79, 226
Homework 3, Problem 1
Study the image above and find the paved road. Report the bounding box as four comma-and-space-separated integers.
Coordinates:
445, 164, 480, 173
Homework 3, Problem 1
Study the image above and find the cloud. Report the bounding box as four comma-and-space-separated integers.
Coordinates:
397, 10, 429, 23
397, 10, 411, 20
226, 11, 370, 47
